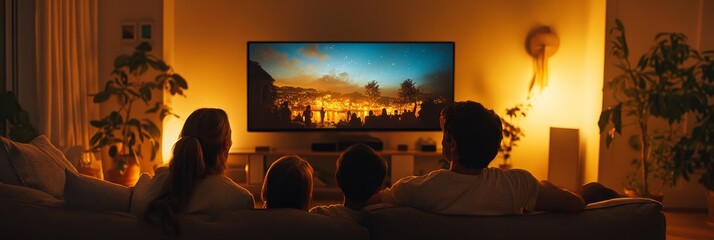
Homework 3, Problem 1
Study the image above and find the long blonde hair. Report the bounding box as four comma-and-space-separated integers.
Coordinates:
145, 108, 232, 235
261, 155, 314, 210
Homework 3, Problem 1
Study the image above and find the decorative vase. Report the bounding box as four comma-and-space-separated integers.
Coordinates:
104, 154, 141, 187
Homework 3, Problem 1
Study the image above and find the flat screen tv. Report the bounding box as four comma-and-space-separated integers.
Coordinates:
248, 42, 454, 131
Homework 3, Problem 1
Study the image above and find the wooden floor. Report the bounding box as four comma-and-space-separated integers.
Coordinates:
665, 210, 714, 240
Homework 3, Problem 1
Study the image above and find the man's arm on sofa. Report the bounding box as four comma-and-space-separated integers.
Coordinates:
534, 180, 585, 212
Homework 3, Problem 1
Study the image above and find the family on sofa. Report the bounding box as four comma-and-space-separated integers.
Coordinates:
122, 101, 618, 236
0, 101, 662, 239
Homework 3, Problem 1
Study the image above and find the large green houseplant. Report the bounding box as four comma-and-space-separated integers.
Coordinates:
89, 42, 187, 185
599, 19, 711, 198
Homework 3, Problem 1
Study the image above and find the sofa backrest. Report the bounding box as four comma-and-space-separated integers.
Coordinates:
0, 197, 369, 240
363, 198, 665, 240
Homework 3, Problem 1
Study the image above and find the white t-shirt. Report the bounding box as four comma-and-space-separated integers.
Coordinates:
309, 204, 362, 224
130, 172, 255, 216
380, 168, 540, 215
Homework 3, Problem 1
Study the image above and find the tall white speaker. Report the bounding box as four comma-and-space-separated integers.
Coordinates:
548, 127, 580, 191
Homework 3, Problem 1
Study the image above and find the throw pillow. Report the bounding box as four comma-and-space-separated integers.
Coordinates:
0, 135, 78, 199
129, 172, 154, 216
64, 169, 132, 212
0, 182, 64, 207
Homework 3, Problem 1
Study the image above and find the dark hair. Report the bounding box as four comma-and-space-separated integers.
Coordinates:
336, 144, 387, 203
261, 155, 314, 210
441, 101, 502, 169
144, 108, 232, 236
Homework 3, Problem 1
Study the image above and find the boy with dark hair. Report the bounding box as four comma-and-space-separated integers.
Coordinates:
372, 101, 586, 215
310, 144, 387, 223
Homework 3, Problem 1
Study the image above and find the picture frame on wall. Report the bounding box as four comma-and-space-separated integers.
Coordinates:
121, 22, 136, 42
140, 22, 152, 40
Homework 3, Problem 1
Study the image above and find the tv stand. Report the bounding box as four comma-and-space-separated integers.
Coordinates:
227, 150, 443, 199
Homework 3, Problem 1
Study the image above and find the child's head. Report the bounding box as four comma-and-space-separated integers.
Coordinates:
261, 155, 314, 210
336, 144, 388, 203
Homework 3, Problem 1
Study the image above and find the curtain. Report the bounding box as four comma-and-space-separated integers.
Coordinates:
35, 0, 99, 149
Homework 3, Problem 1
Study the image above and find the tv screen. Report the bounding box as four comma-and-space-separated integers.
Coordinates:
247, 42, 454, 131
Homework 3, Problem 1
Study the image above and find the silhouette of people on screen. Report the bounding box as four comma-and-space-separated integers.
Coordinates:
279, 101, 292, 123
320, 107, 326, 125
303, 105, 313, 127
349, 113, 362, 127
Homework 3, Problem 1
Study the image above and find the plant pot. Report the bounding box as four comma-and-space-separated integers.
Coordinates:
623, 188, 664, 203
104, 154, 141, 187
498, 164, 512, 170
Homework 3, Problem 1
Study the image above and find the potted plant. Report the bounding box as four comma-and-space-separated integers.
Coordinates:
89, 42, 187, 186
668, 43, 714, 221
498, 103, 529, 170
599, 19, 708, 200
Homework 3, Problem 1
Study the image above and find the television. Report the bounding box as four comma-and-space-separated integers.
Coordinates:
247, 42, 454, 131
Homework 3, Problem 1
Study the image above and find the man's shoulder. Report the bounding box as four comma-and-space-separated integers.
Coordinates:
482, 168, 538, 184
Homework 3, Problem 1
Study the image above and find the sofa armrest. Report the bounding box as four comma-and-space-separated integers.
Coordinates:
585, 197, 662, 210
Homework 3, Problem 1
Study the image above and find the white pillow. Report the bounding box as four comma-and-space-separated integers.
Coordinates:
0, 135, 78, 199
64, 169, 132, 212
129, 173, 155, 216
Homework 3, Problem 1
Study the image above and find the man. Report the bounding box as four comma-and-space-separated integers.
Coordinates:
372, 101, 585, 215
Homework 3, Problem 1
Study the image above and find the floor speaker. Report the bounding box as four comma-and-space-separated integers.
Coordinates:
548, 127, 580, 191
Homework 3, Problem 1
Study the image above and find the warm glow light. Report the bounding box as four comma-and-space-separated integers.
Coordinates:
162, 117, 184, 164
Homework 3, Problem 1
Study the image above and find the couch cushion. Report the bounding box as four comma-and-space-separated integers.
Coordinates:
0, 182, 63, 207
129, 173, 154, 216
0, 197, 369, 240
0, 135, 78, 199
364, 198, 665, 240
64, 169, 132, 212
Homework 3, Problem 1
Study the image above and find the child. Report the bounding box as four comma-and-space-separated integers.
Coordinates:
261, 155, 314, 210
310, 144, 388, 223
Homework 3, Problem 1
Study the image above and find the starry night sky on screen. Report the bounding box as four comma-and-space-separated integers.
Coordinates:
248, 42, 453, 97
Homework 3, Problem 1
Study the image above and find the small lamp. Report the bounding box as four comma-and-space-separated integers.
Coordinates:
526, 26, 559, 97
79, 151, 103, 179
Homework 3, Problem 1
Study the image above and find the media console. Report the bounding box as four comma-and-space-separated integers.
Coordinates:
226, 150, 444, 200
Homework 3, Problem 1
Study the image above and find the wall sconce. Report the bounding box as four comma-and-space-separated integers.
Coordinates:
526, 26, 559, 97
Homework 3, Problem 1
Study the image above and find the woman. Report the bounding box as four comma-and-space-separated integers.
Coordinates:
138, 108, 254, 235
261, 155, 314, 210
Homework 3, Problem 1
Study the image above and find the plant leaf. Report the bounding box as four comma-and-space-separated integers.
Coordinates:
142, 119, 161, 138
93, 91, 110, 103
109, 145, 118, 157
136, 42, 152, 53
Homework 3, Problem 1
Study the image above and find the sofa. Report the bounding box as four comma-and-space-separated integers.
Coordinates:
0, 136, 666, 239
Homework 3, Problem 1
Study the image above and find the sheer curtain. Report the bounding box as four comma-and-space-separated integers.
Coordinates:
35, 0, 99, 149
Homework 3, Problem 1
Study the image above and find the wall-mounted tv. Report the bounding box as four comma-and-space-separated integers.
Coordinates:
248, 42, 454, 131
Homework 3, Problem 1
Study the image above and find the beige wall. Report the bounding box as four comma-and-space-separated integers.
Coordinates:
601, 0, 714, 208
98, 0, 164, 173
168, 0, 607, 181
